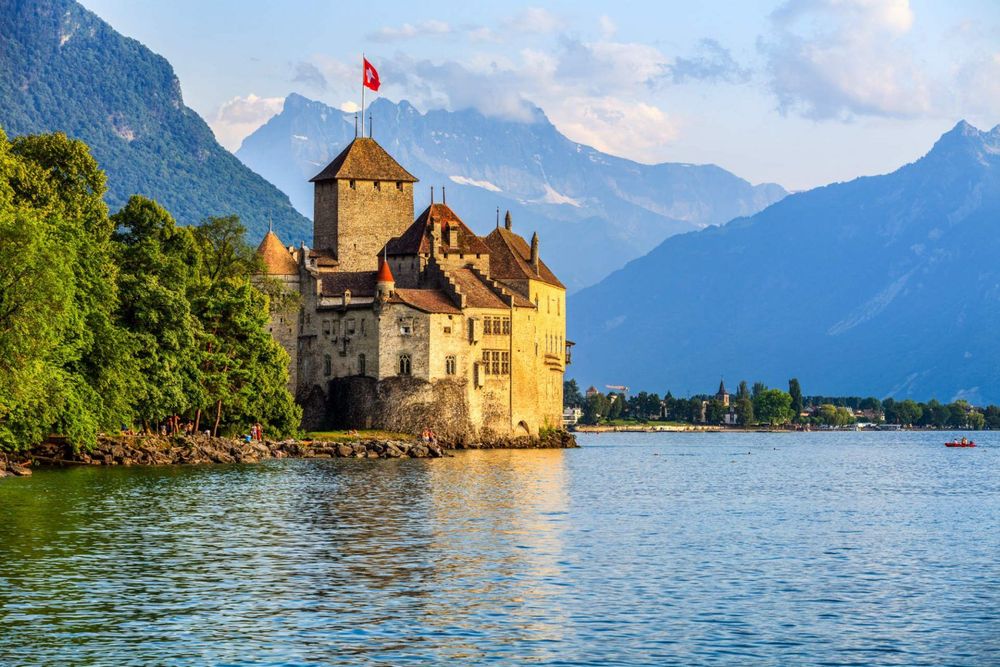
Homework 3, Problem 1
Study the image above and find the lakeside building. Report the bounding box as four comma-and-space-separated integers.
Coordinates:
257, 137, 568, 437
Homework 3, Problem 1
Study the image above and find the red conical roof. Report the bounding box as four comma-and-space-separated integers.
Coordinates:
376, 257, 395, 283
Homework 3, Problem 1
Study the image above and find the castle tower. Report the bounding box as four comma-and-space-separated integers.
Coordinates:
309, 137, 418, 272
255, 230, 301, 391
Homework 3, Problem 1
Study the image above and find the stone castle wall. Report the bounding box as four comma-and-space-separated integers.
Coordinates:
326, 376, 475, 443
314, 179, 414, 271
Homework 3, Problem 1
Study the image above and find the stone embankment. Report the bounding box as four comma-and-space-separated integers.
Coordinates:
1, 430, 577, 477
450, 429, 578, 450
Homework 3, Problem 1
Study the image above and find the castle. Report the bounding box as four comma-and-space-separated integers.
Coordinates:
256, 137, 568, 438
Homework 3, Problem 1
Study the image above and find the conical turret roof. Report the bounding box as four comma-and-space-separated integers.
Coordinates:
256, 231, 298, 275
376, 256, 395, 283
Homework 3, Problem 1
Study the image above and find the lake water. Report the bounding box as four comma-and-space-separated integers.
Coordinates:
1, 431, 998, 665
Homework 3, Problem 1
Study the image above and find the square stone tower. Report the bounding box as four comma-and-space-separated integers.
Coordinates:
310, 137, 418, 272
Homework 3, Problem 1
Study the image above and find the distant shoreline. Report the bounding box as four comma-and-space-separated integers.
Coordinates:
571, 424, 968, 434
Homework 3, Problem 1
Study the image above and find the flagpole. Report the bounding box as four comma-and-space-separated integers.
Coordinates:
361, 53, 365, 138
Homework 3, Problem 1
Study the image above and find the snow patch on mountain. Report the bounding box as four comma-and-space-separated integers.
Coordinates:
449, 175, 502, 192
539, 183, 582, 207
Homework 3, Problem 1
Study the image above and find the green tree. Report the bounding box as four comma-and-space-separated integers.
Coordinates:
581, 392, 606, 425
1, 131, 135, 449
737, 380, 750, 400
112, 196, 202, 429
894, 399, 922, 426
705, 399, 726, 425
563, 379, 584, 408
735, 396, 754, 426
752, 382, 767, 399
754, 389, 794, 426
606, 392, 623, 420
788, 378, 803, 421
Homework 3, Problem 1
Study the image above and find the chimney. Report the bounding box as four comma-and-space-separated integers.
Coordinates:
504, 210, 512, 230
530, 232, 540, 275
444, 220, 458, 248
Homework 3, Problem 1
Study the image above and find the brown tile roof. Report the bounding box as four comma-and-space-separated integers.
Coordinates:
308, 249, 340, 267
310, 138, 418, 183
256, 231, 298, 275
391, 289, 462, 314
384, 203, 492, 257
450, 268, 509, 309
320, 271, 377, 297
484, 227, 564, 289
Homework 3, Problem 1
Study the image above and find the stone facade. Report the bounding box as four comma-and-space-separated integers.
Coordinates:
259, 137, 567, 437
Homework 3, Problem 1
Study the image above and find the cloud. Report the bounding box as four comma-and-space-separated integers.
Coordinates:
368, 20, 451, 42
552, 97, 677, 162
598, 15, 617, 40
211, 94, 284, 150
666, 39, 751, 84
503, 7, 563, 34
291, 61, 327, 91
375, 36, 678, 162
759, 0, 931, 119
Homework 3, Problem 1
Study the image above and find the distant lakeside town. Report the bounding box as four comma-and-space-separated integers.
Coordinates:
562, 379, 1000, 431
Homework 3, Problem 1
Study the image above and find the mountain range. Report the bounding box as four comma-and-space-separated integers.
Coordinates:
0, 0, 310, 241
568, 121, 1000, 404
236, 94, 786, 291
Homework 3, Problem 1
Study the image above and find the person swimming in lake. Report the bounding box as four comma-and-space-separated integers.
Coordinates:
961, 436, 969, 445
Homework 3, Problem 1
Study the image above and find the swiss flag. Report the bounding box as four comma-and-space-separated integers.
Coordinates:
363, 58, 380, 92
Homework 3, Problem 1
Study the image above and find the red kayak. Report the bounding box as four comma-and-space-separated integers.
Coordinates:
945, 441, 976, 448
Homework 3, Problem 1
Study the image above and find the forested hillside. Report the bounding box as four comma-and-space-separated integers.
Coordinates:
0, 0, 310, 243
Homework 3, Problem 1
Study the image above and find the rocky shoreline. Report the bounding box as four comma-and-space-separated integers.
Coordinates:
1, 430, 578, 477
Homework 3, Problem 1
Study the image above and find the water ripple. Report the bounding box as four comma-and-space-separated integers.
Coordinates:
1, 432, 998, 665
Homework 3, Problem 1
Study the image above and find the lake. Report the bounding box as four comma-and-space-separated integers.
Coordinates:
1, 431, 997, 665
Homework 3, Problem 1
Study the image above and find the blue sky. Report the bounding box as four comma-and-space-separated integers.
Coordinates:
80, 0, 999, 190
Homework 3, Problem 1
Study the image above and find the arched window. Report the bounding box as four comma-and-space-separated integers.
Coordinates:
358, 354, 366, 376
399, 354, 411, 376
445, 355, 456, 375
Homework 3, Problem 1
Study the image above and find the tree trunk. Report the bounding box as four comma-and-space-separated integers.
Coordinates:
142, 418, 150, 434
212, 400, 223, 438
194, 409, 201, 433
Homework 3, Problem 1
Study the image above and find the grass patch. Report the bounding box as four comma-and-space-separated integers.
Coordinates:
305, 429, 416, 443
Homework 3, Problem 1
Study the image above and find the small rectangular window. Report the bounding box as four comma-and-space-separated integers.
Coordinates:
482, 350, 491, 375
444, 326, 452, 334
346, 318, 356, 335
396, 181, 403, 191
322, 319, 331, 336
484, 318, 492, 335
491, 351, 500, 376
502, 318, 511, 335
374, 181, 381, 191
323, 354, 332, 377
501, 351, 509, 375
445, 356, 456, 375
349, 180, 356, 189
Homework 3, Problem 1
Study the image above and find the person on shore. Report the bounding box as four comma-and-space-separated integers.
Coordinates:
421, 428, 430, 443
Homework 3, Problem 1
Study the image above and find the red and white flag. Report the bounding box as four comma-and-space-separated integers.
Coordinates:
363, 58, 380, 92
